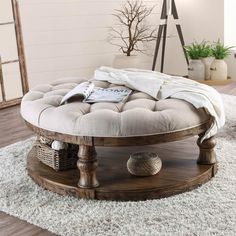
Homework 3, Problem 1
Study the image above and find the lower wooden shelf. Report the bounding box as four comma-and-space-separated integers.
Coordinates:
27, 141, 217, 201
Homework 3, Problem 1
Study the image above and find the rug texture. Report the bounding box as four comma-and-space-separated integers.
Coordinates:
0, 94, 235, 236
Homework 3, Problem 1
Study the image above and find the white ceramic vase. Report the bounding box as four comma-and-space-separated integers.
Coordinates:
201, 57, 213, 80
113, 54, 140, 69
188, 59, 205, 81
210, 59, 227, 80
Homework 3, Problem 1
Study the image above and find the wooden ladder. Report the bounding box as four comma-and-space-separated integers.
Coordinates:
0, 0, 28, 109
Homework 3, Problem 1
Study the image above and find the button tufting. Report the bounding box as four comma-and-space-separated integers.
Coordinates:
21, 78, 210, 137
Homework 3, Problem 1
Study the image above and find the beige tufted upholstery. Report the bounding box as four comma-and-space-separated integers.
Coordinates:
21, 77, 210, 137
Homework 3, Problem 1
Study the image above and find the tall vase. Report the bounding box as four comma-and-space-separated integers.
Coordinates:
210, 59, 227, 80
188, 59, 205, 81
201, 57, 213, 80
113, 55, 140, 69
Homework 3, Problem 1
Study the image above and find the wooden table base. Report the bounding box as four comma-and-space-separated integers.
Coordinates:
27, 140, 217, 201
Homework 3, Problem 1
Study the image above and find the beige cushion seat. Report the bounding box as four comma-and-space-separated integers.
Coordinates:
21, 77, 210, 137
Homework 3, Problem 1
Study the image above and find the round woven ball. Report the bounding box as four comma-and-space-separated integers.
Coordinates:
127, 152, 162, 176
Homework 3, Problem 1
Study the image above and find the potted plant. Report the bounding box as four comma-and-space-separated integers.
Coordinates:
185, 42, 205, 81
108, 0, 156, 69
199, 41, 213, 80
210, 40, 233, 80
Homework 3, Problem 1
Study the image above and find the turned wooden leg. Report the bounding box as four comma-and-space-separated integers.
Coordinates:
77, 145, 99, 188
197, 135, 217, 164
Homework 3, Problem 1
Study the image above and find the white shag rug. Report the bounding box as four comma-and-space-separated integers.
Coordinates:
0, 94, 235, 236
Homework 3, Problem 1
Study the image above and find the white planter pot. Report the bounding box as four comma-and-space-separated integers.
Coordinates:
113, 55, 140, 69
201, 57, 214, 80
210, 59, 227, 80
188, 59, 205, 81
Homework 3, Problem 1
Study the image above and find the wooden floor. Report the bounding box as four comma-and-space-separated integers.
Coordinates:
0, 105, 33, 148
0, 82, 235, 236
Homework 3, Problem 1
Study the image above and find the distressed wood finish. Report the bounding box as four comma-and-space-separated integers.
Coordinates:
0, 98, 22, 109
77, 145, 99, 189
0, 84, 235, 233
12, 0, 29, 94
0, 0, 29, 109
1, 59, 19, 65
27, 141, 217, 201
24, 118, 214, 189
25, 119, 215, 190
25, 120, 212, 147
197, 135, 217, 164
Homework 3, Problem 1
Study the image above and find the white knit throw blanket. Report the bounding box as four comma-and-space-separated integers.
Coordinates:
93, 66, 225, 141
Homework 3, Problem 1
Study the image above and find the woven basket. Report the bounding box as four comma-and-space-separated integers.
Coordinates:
34, 140, 79, 171
127, 152, 162, 176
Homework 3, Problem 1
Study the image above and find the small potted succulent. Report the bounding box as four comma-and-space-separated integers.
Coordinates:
185, 42, 205, 80
210, 40, 233, 80
108, 0, 156, 69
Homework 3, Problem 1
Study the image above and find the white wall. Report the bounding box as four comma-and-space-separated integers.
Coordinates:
149, 0, 236, 79
18, 0, 235, 88
224, 0, 236, 79
224, 0, 236, 47
18, 0, 159, 87
161, 0, 224, 75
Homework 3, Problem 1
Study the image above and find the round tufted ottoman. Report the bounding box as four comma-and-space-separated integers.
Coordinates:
21, 77, 217, 201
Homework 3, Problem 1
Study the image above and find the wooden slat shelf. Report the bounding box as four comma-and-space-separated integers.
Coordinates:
0, 21, 15, 26
0, 98, 21, 109
1, 59, 19, 65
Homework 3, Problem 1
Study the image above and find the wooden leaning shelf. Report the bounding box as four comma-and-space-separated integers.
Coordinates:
0, 0, 29, 109
26, 120, 217, 201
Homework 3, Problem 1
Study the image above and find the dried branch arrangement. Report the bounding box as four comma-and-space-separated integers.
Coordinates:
108, 0, 157, 56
